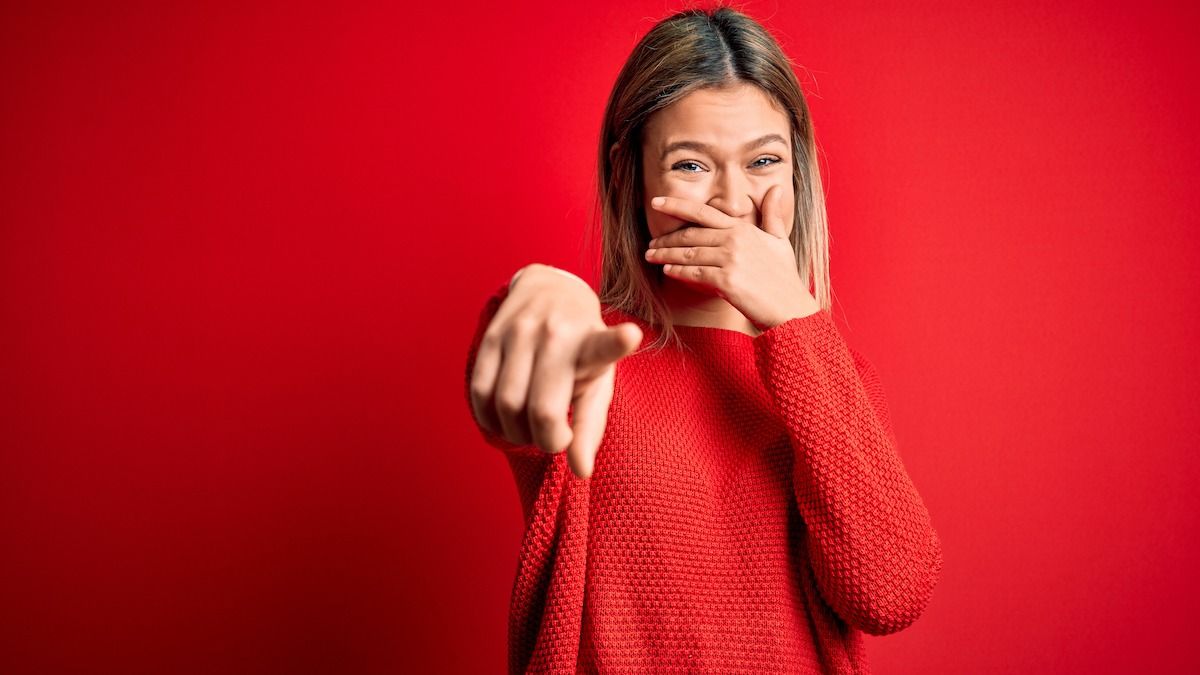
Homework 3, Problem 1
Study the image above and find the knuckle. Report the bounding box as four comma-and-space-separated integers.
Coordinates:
495, 391, 524, 417
684, 247, 696, 260
541, 320, 576, 342
480, 329, 501, 349
510, 316, 539, 337
469, 381, 491, 403
528, 402, 557, 427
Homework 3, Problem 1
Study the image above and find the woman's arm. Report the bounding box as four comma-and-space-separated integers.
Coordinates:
753, 310, 943, 636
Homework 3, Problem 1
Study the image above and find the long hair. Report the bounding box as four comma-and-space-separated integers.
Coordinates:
591, 5, 831, 352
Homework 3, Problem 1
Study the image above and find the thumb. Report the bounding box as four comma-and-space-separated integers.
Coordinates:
576, 322, 642, 380
760, 184, 788, 239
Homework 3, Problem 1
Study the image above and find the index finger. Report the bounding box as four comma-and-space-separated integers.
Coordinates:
649, 196, 736, 230
576, 323, 642, 377
565, 364, 616, 480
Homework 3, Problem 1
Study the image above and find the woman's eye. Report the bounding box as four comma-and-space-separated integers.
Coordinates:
671, 157, 781, 173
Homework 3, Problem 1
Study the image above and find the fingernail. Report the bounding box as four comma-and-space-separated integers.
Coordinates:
651, 196, 665, 207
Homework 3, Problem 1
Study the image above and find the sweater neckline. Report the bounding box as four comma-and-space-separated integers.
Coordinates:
670, 323, 759, 345
608, 309, 758, 347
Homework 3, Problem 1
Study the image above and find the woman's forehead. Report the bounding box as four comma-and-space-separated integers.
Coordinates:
645, 84, 790, 151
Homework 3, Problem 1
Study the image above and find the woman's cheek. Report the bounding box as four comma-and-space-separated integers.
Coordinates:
641, 199, 683, 239
645, 210, 675, 240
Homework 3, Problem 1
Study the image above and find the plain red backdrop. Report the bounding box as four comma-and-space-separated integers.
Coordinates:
2, 1, 1198, 673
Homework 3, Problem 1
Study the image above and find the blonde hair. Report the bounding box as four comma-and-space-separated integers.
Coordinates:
587, 5, 831, 352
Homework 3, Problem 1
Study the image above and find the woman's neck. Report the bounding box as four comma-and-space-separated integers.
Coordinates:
657, 276, 761, 336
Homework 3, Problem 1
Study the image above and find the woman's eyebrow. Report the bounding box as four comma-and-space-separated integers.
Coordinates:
660, 133, 787, 160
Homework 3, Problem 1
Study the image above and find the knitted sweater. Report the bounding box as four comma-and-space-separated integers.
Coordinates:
464, 281, 942, 674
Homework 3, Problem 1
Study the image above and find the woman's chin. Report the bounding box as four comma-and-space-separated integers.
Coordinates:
659, 272, 718, 299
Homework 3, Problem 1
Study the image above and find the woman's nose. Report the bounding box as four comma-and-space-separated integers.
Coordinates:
706, 170, 756, 223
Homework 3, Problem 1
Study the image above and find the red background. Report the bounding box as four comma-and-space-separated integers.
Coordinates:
3, 1, 1198, 673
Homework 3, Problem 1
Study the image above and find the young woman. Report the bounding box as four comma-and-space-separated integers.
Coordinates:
466, 7, 942, 673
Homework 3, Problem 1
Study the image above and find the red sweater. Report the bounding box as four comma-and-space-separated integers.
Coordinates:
465, 282, 942, 674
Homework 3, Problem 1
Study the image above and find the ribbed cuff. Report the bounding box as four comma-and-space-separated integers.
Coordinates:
753, 309, 838, 349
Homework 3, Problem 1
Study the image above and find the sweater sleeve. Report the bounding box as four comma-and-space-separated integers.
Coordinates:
463, 280, 544, 458
752, 309, 943, 636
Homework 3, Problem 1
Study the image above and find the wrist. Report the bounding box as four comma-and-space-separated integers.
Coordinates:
760, 296, 821, 329
509, 264, 591, 293
508, 265, 530, 290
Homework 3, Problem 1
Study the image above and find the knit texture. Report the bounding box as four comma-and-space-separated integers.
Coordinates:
465, 282, 942, 674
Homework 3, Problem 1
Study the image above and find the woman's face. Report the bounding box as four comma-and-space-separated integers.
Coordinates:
639, 82, 795, 242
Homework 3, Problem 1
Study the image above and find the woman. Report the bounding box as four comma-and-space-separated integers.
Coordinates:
466, 6, 942, 674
